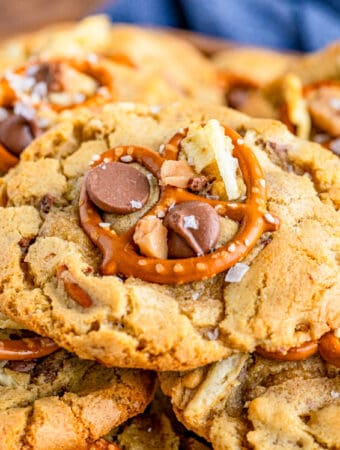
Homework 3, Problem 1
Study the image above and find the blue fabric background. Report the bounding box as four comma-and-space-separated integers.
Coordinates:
99, 0, 340, 51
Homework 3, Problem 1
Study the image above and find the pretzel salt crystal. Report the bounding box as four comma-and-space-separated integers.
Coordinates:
80, 125, 279, 284
0, 337, 59, 360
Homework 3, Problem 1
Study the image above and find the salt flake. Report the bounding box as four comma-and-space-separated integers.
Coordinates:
225, 263, 249, 282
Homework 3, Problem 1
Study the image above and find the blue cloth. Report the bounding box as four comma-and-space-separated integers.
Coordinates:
99, 0, 340, 51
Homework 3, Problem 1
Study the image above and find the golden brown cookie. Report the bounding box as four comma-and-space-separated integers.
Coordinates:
159, 353, 340, 449
213, 47, 295, 110
0, 15, 113, 74
0, 102, 339, 371
0, 324, 155, 450
0, 16, 224, 105
239, 43, 340, 157
90, 392, 211, 450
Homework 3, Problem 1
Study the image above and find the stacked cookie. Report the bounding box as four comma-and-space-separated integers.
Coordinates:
0, 15, 339, 450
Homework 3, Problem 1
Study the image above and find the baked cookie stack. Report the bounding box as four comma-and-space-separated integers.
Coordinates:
0, 15, 339, 450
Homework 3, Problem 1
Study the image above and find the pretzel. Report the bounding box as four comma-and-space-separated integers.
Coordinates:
281, 78, 340, 148
79, 125, 279, 284
56, 264, 92, 308
319, 331, 340, 368
257, 330, 340, 366
0, 57, 116, 172
0, 142, 18, 173
0, 57, 116, 113
0, 336, 59, 360
256, 341, 318, 361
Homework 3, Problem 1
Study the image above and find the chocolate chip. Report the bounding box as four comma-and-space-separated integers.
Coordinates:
86, 162, 150, 214
0, 114, 39, 155
164, 201, 220, 258
5, 360, 37, 373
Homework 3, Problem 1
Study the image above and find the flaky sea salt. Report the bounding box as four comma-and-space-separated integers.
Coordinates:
32, 81, 48, 99
130, 200, 143, 209
150, 105, 161, 114
183, 215, 199, 230
329, 97, 340, 111
192, 292, 200, 301
13, 102, 35, 120
331, 390, 340, 399
206, 328, 219, 340
225, 263, 249, 283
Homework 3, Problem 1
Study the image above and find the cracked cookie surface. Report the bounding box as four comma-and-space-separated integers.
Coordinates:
159, 353, 340, 449
0, 322, 155, 450
0, 102, 339, 370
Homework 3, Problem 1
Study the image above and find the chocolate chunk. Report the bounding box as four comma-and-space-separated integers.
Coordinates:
0, 114, 39, 155
164, 201, 220, 258
188, 175, 213, 193
5, 360, 37, 373
86, 161, 150, 214
33, 62, 63, 92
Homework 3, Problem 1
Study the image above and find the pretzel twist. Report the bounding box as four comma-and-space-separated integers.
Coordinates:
0, 337, 59, 360
80, 125, 279, 284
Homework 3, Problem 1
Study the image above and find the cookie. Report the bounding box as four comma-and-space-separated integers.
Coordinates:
90, 392, 211, 450
0, 15, 113, 74
213, 47, 295, 109
239, 43, 340, 156
159, 353, 340, 449
0, 102, 339, 371
0, 325, 155, 450
105, 25, 224, 105
0, 16, 224, 106
0, 53, 189, 174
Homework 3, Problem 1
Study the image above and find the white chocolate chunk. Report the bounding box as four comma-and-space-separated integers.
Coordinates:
181, 120, 240, 200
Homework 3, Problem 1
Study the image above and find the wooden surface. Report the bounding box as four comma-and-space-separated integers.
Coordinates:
0, 0, 106, 39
